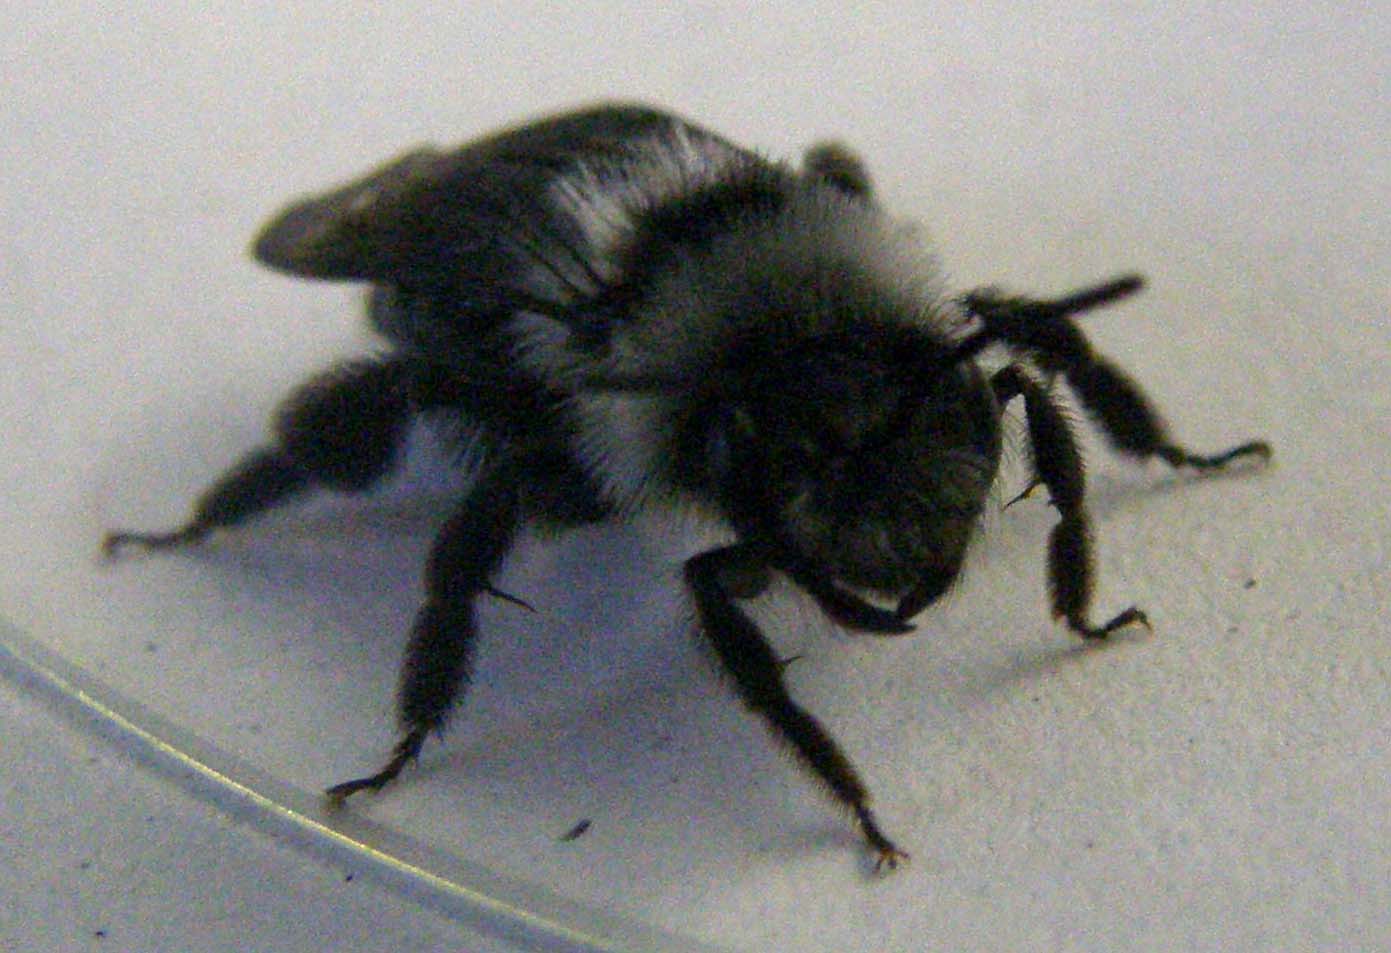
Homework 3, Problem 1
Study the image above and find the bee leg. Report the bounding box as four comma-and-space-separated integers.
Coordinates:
103, 358, 412, 556
102, 448, 307, 554
964, 278, 1271, 471
686, 543, 908, 873
991, 366, 1149, 640
1060, 352, 1270, 471
326, 460, 522, 804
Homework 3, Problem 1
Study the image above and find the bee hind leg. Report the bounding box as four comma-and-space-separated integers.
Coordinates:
103, 357, 413, 557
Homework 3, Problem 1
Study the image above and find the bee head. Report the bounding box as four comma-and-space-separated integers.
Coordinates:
694, 329, 1003, 596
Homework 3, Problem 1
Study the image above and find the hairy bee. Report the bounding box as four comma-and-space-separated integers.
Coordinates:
104, 103, 1270, 870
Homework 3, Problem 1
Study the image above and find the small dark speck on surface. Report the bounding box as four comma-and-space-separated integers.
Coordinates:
344, 872, 355, 882
1243, 578, 1257, 589
93, 929, 107, 939
560, 819, 592, 842
143, 641, 158, 652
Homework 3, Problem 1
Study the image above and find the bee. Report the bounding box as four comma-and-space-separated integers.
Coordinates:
104, 103, 1270, 871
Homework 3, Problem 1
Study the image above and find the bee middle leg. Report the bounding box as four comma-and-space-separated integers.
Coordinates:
686, 543, 908, 872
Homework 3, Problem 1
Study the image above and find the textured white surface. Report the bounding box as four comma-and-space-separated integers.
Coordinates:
3, 3, 1388, 951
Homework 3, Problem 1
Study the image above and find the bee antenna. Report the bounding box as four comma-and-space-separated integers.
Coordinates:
1035, 273, 1145, 316
944, 272, 1147, 367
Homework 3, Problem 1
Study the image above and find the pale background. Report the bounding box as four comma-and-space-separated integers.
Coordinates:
2, 3, 1388, 951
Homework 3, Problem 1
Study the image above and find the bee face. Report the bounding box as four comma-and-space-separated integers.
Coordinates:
701, 335, 1002, 594
773, 362, 1001, 594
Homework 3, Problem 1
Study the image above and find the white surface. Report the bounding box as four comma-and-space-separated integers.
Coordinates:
3, 3, 1389, 951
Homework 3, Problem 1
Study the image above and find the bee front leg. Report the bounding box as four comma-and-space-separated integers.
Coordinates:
326, 459, 523, 804
686, 543, 908, 872
991, 366, 1148, 640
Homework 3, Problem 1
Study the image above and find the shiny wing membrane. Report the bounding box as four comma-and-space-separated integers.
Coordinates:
250, 104, 748, 356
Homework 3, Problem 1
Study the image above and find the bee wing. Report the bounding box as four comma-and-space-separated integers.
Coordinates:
251, 145, 447, 281
250, 103, 699, 285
